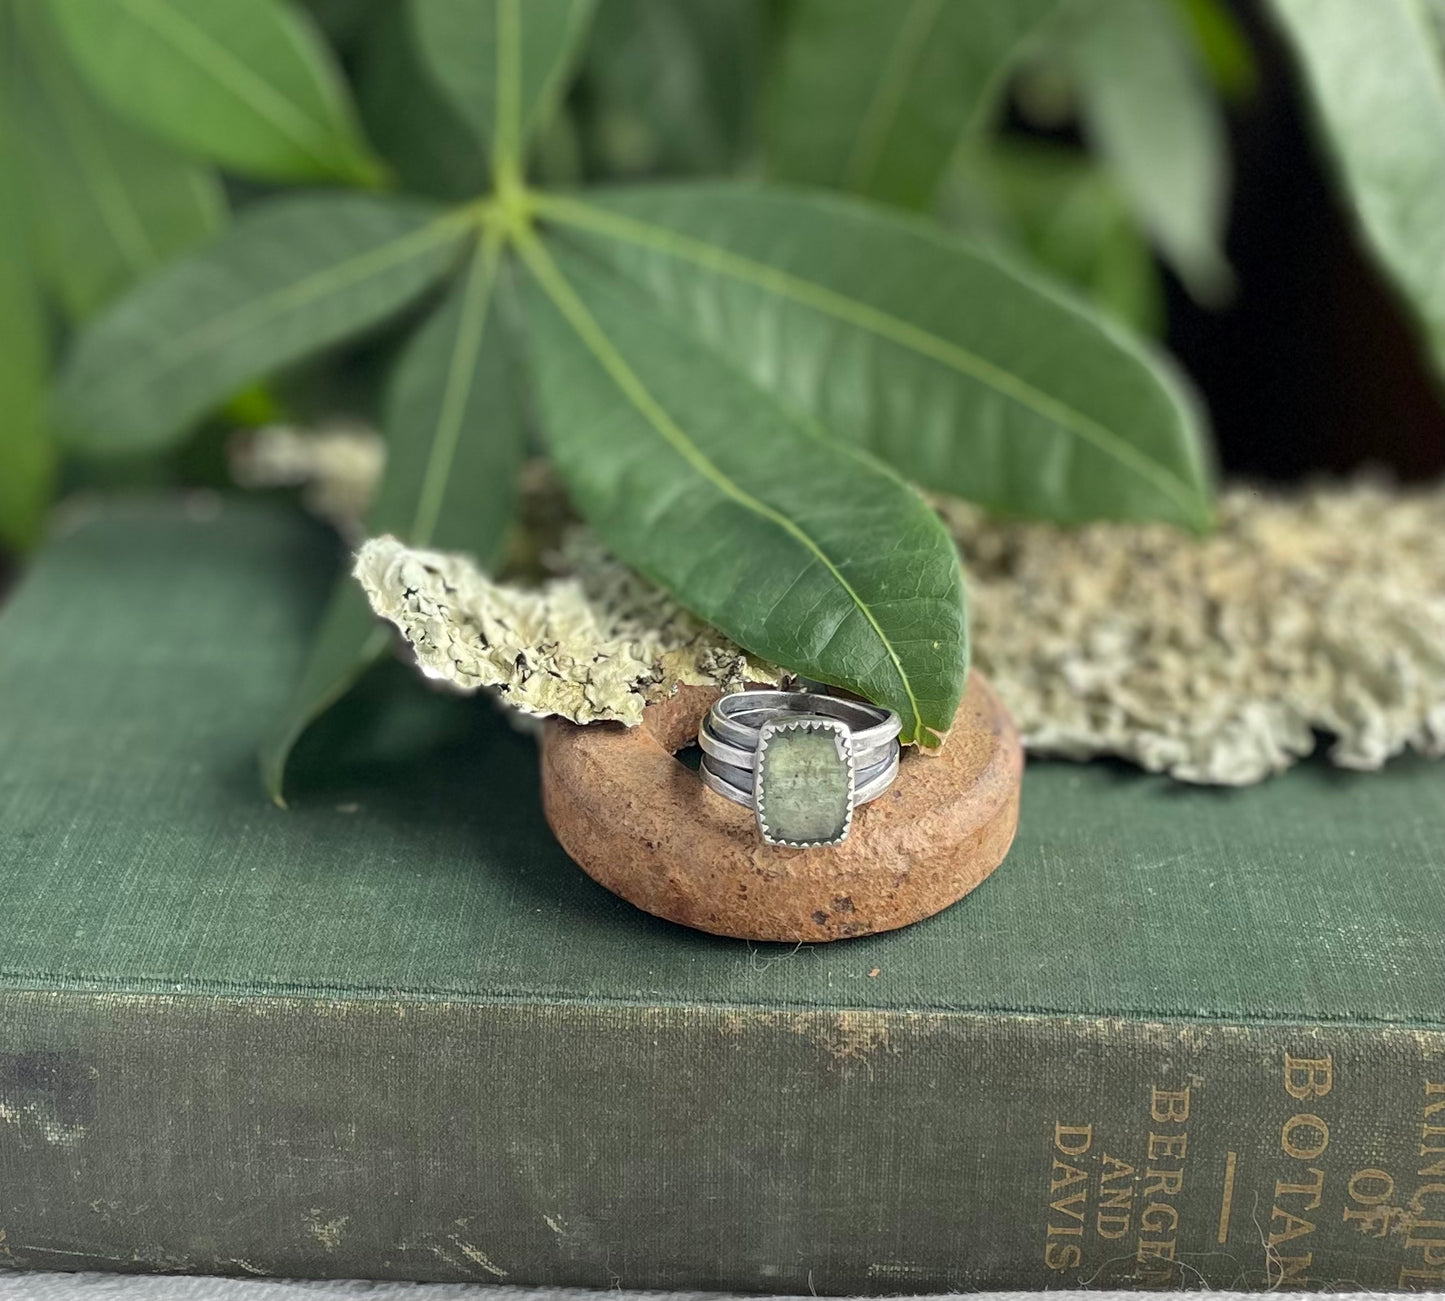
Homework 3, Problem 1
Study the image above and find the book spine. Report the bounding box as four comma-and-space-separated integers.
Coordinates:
1, 988, 1442, 1292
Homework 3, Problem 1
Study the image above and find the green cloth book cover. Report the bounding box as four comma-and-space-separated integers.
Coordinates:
2, 499, 1443, 1292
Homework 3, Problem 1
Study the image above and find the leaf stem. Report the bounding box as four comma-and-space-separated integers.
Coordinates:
492, 0, 523, 192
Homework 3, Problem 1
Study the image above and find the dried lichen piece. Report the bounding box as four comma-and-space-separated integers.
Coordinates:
354, 533, 780, 726
942, 481, 1445, 784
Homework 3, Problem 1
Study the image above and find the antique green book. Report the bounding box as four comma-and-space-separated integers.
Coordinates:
2, 497, 1444, 1292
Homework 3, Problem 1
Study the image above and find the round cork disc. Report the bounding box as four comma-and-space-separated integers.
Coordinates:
539, 673, 1023, 942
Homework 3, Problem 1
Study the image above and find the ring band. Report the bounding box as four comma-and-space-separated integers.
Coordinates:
698, 690, 902, 847
707, 690, 902, 752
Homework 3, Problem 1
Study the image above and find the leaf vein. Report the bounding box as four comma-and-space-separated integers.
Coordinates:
536, 192, 1204, 523
516, 232, 924, 740
412, 230, 502, 543
115, 0, 346, 173
88, 210, 471, 407
843, 0, 945, 192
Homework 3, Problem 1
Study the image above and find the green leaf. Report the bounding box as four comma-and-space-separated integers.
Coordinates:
764, 0, 1064, 209
581, 0, 761, 177
1270, 0, 1445, 369
1173, 0, 1258, 102
299, 0, 377, 45
530, 101, 584, 189
536, 184, 1214, 530
256, 585, 390, 807
0, 60, 55, 551
259, 234, 526, 803
370, 241, 524, 562
355, 0, 487, 201
6, 1, 223, 321
1062, 0, 1233, 302
0, 251, 53, 553
517, 234, 968, 748
409, 0, 595, 175
53, 194, 475, 454
47, 0, 383, 184
940, 141, 1165, 336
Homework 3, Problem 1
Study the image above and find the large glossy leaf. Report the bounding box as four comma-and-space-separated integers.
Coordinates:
1270, 0, 1445, 368
48, 0, 382, 184
0, 65, 54, 551
355, 0, 486, 201
54, 195, 474, 454
260, 235, 526, 802
582, 0, 760, 177
517, 235, 968, 747
6, 2, 222, 321
765, 0, 1063, 209
1062, 0, 1232, 302
536, 185, 1213, 530
409, 0, 595, 172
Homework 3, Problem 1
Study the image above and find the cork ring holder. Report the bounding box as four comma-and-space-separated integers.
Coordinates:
540, 672, 1024, 942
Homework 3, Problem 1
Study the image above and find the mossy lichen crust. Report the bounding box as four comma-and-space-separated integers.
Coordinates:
943, 481, 1445, 785
353, 532, 780, 727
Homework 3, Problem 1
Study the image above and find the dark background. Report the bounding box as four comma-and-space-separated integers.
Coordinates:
1168, 0, 1445, 482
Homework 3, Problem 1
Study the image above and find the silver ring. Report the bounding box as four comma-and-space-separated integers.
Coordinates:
708, 690, 901, 752
697, 690, 902, 847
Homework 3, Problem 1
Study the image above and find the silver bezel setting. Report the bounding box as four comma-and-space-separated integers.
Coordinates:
753, 717, 856, 849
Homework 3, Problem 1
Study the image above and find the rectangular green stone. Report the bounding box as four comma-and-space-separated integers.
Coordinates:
756, 722, 853, 846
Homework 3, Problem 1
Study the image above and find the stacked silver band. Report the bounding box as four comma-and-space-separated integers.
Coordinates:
699, 690, 902, 847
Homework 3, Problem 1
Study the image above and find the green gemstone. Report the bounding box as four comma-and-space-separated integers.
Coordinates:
757, 723, 853, 846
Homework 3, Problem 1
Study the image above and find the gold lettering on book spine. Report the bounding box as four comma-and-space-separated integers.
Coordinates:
1097, 1154, 1136, 1241
1043, 1122, 1094, 1271
1396, 1081, 1445, 1287
1284, 1053, 1334, 1100
1266, 1049, 1334, 1286
1133, 1084, 1190, 1284
1035, 1053, 1445, 1288
1216, 1150, 1238, 1245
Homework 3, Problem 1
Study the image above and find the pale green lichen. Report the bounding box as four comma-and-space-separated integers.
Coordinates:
943, 481, 1445, 784
353, 531, 780, 726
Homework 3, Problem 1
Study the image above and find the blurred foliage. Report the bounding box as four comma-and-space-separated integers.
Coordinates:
939, 140, 1165, 336
0, 0, 1440, 793
577, 0, 760, 179
0, 0, 1246, 559
1175, 0, 1258, 100
1051, 0, 1233, 302
1269, 0, 1445, 378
